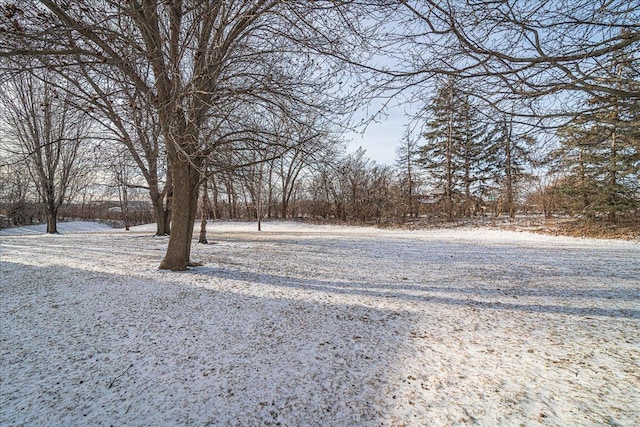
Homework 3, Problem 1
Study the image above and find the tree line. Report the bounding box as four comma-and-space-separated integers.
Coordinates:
0, 1, 638, 269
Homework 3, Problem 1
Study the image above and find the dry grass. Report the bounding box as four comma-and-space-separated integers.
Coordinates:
378, 215, 640, 241
531, 217, 640, 241
309, 215, 640, 241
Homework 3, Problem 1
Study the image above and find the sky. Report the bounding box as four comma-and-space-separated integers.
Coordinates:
344, 97, 419, 166
345, 109, 405, 166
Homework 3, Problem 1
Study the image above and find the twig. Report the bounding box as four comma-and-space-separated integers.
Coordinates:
108, 363, 133, 389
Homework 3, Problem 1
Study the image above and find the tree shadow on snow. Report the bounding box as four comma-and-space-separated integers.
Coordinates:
192, 266, 640, 320
0, 260, 417, 426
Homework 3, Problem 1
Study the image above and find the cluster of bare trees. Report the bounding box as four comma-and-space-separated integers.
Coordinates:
0, 1, 637, 268
205, 147, 400, 224
1, 1, 380, 269
0, 67, 93, 232
0, 161, 39, 227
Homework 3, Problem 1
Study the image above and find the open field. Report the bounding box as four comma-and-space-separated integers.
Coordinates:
1, 221, 639, 426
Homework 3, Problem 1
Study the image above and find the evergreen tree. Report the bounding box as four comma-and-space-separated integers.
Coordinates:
551, 125, 604, 217
552, 45, 639, 222
418, 77, 491, 220
418, 77, 465, 221
456, 97, 494, 217
486, 116, 535, 219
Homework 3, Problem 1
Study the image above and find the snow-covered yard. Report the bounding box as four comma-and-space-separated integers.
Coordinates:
1, 221, 638, 426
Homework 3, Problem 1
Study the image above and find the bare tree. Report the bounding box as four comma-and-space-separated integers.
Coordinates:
394, 1, 639, 118
0, 161, 35, 227
67, 66, 173, 236
110, 153, 135, 231
198, 158, 210, 244
0, 69, 89, 233
395, 128, 421, 220
2, 1, 375, 269
302, 147, 400, 224
275, 114, 341, 219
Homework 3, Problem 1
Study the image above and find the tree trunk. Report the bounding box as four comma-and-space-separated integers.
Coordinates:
226, 188, 233, 219
163, 200, 172, 235
267, 162, 274, 219
164, 168, 173, 235
407, 158, 416, 219
199, 177, 210, 244
150, 174, 172, 236
464, 158, 471, 218
45, 184, 58, 234
46, 208, 58, 234
608, 130, 618, 223
185, 174, 199, 264
446, 110, 454, 222
151, 196, 168, 236
210, 175, 220, 220
122, 184, 130, 231
159, 159, 199, 271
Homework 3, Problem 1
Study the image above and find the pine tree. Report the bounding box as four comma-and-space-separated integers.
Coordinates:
457, 97, 493, 217
418, 77, 492, 220
552, 125, 603, 217
552, 44, 639, 222
486, 116, 535, 219
418, 77, 465, 221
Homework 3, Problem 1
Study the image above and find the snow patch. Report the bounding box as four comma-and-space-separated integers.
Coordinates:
1, 223, 638, 425
0, 220, 114, 236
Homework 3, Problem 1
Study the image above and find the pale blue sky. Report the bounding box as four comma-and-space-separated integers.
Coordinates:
344, 96, 420, 166
345, 112, 405, 166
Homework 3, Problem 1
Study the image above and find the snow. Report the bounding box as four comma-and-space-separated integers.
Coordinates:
1, 220, 639, 426
0, 220, 113, 236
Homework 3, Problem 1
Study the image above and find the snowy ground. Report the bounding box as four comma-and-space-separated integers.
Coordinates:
1, 221, 638, 426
